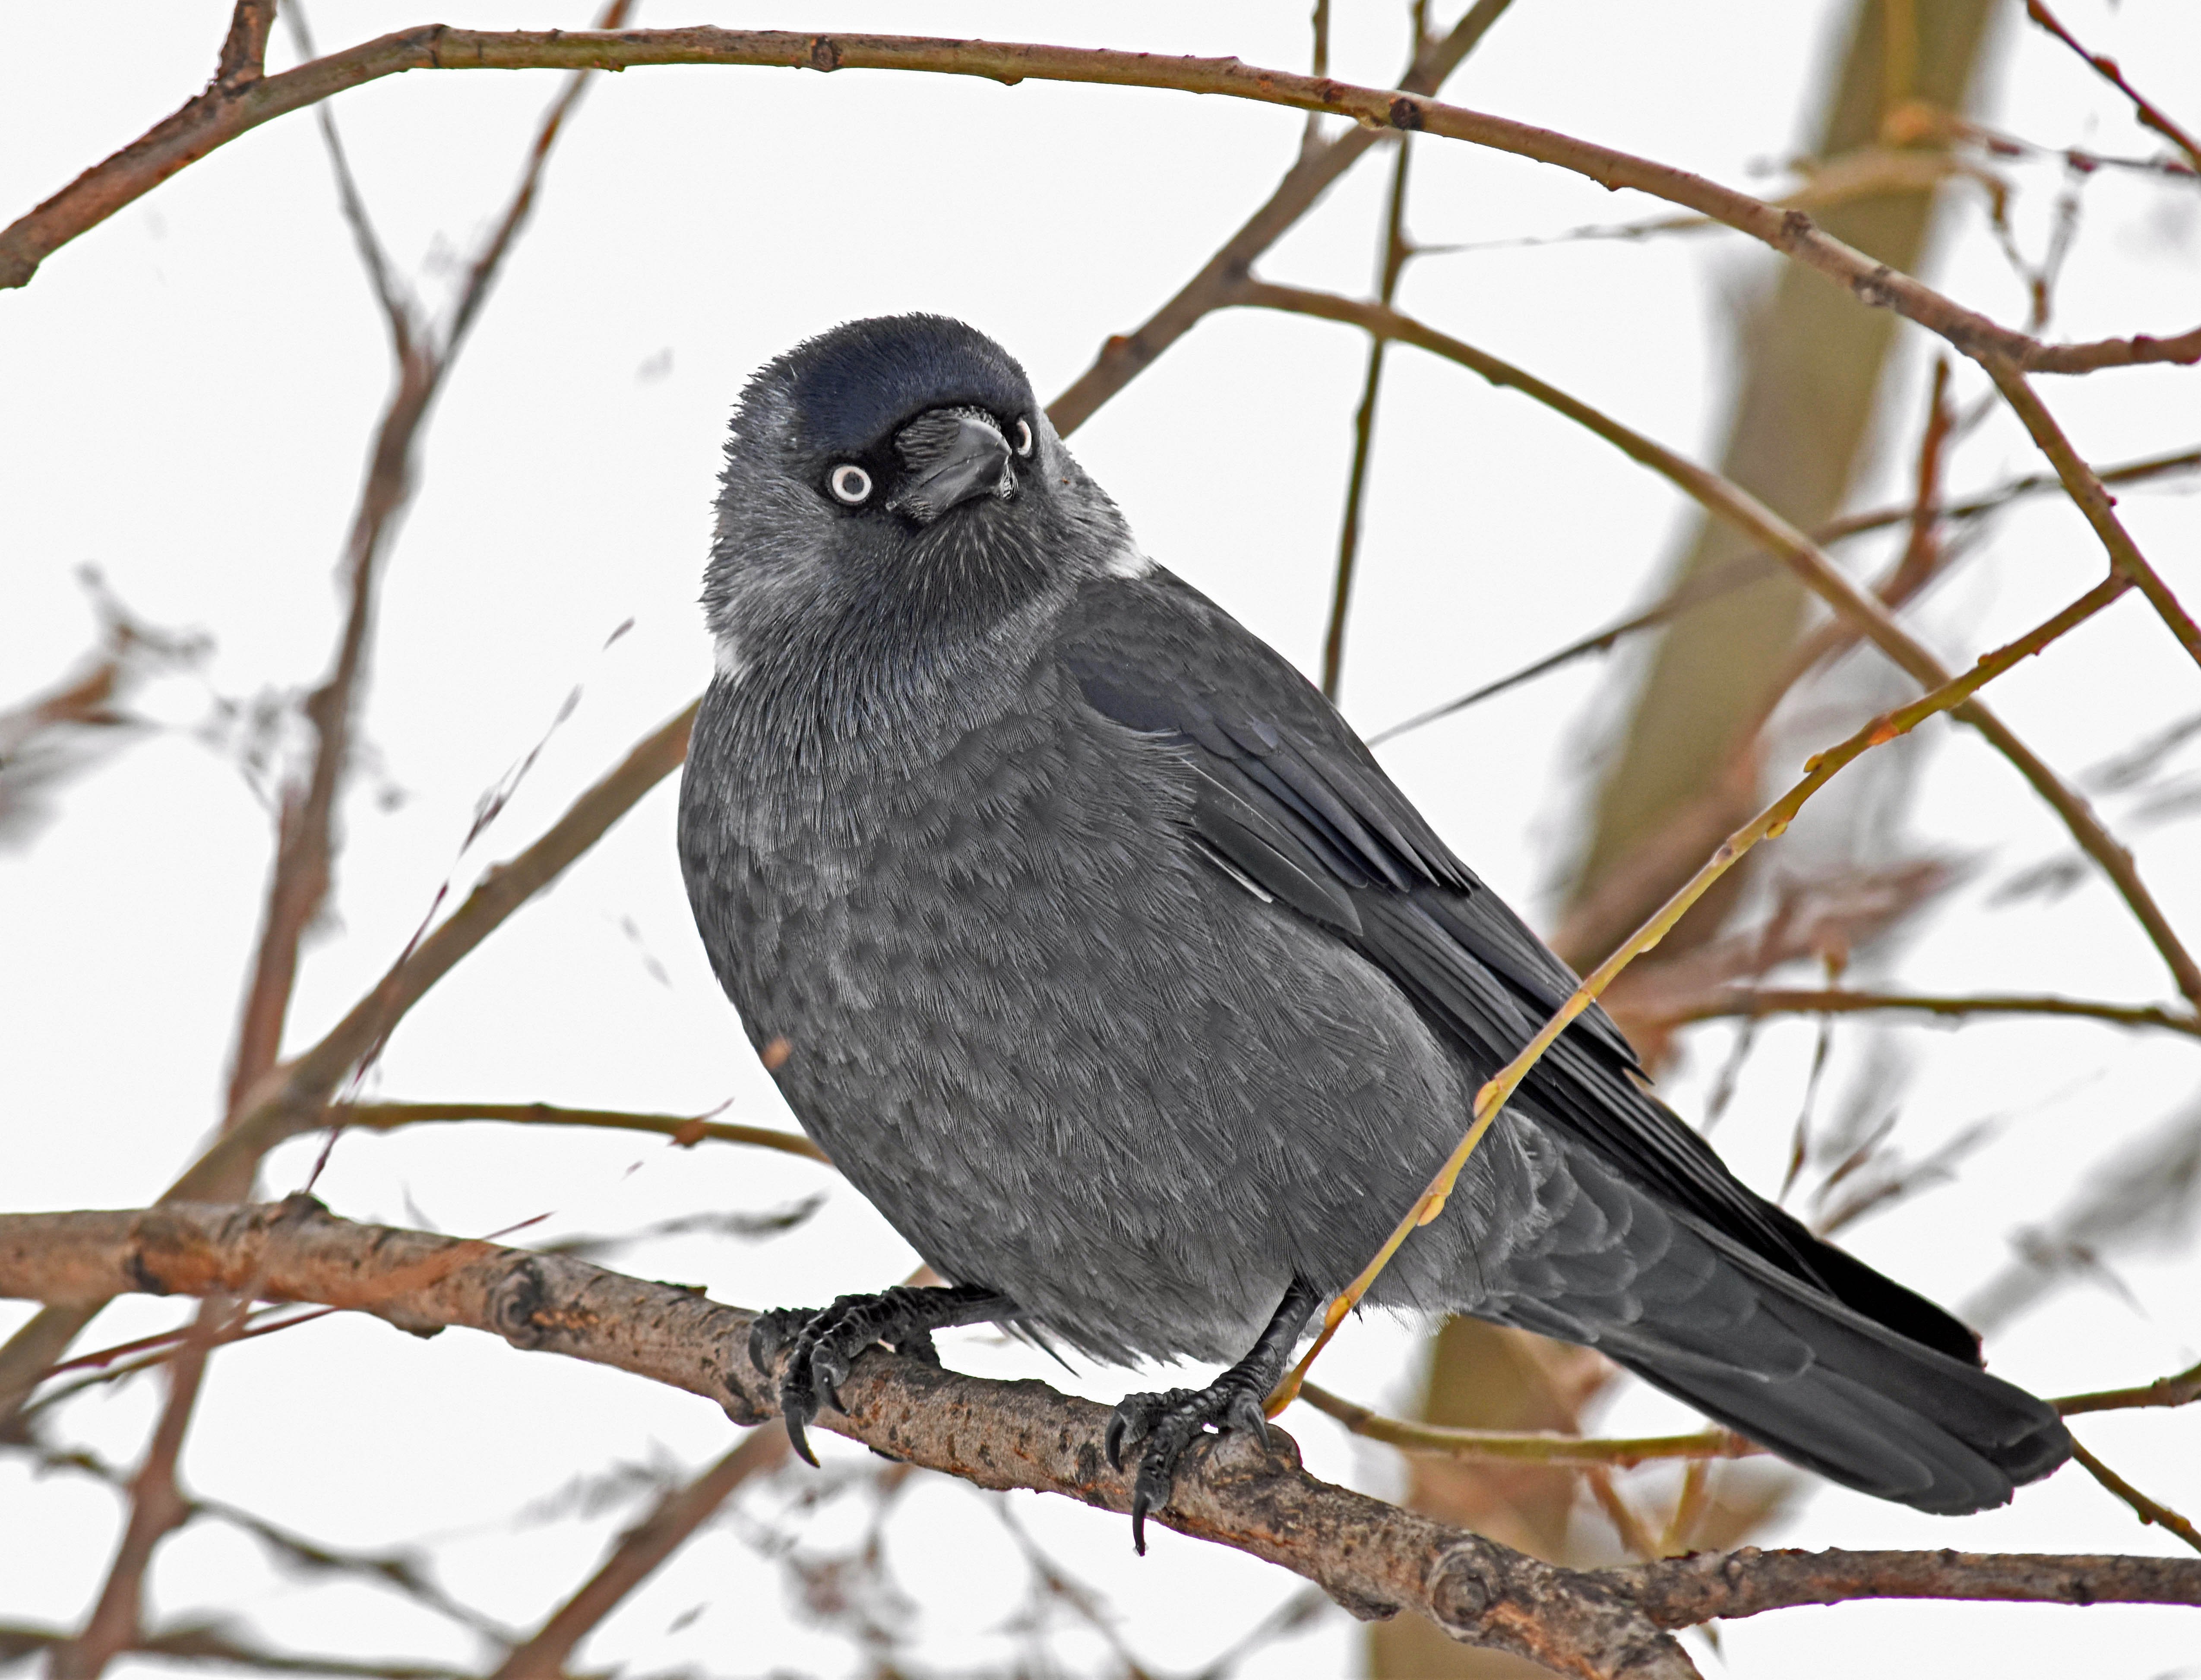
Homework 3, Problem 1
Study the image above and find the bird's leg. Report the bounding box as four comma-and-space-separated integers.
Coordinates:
746, 1282, 1015, 1465
1104, 1277, 1323, 1554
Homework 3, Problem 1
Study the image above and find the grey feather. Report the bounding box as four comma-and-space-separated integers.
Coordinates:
678, 315, 2070, 1513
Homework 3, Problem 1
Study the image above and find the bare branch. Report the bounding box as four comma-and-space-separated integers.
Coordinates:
491, 1427, 788, 1674
2069, 1440, 2201, 1556
1300, 1382, 1759, 1469
323, 1099, 831, 1162
8, 1202, 2200, 1662
10, 24, 2194, 384
2025, 0, 2201, 174
0, 1199, 1700, 1679
2058, 1360, 2201, 1419
1321, 129, 1416, 701
1610, 1545, 2201, 1627
1983, 357, 2201, 670
1615, 987, 2201, 1041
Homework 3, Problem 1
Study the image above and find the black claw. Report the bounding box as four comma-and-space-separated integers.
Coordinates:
740, 1282, 1014, 1472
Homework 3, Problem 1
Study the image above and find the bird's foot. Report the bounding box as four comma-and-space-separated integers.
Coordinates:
746, 1282, 1011, 1465
1102, 1276, 1322, 1556
1105, 1370, 1276, 1555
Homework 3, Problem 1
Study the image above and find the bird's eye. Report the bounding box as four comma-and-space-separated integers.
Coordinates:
1012, 418, 1035, 458
828, 464, 873, 505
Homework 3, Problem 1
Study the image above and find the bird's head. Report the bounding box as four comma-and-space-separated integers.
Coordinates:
705, 315, 1134, 690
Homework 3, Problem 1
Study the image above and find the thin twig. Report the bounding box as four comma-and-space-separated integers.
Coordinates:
1983, 355, 2201, 669
8, 25, 2197, 385
1322, 125, 1416, 700
1273, 572, 2135, 1405
1234, 283, 2201, 1010
1300, 1381, 1757, 1467
324, 1100, 831, 1162
2025, 0, 2201, 174
2056, 1359, 2201, 1418
1369, 445, 2201, 746
490, 1427, 790, 1675
2069, 1439, 2201, 1556
1619, 987, 2201, 1040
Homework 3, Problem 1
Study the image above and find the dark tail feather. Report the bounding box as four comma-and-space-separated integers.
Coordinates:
1599, 1243, 2070, 1513
1486, 1145, 2071, 1514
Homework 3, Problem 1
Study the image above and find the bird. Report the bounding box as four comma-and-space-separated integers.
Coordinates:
676, 313, 2071, 1552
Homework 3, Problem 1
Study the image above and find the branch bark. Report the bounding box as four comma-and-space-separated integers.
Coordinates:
0, 1199, 1698, 1680
6, 25, 2197, 384
7, 1201, 2199, 1671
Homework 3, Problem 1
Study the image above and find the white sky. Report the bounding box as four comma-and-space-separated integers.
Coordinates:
3, 2, 2198, 1676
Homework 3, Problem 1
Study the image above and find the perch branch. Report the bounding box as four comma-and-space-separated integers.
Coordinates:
7, 1202, 2201, 1667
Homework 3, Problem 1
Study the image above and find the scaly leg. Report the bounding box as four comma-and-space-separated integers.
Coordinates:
1104, 1277, 1322, 1553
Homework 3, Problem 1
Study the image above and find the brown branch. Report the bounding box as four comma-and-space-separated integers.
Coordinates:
1610, 1545, 2201, 1626
2058, 1360, 2201, 1419
1616, 987, 2201, 1041
1322, 129, 1416, 700
11, 23, 2193, 384
2069, 1440, 2201, 1556
490, 1428, 790, 1676
1983, 356, 2201, 670
49, 22, 632, 1669
8, 1203, 2201, 1664
1300, 1382, 1759, 1468
1048, 0, 1516, 435
1230, 282, 2201, 1010
324, 1099, 831, 1162
2025, 1, 2201, 174
0, 696, 698, 1421
1299, 1359, 2201, 1471
0, 1198, 1699, 1679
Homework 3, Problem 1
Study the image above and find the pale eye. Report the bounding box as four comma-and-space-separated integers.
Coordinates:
1012, 418, 1035, 458
828, 464, 873, 505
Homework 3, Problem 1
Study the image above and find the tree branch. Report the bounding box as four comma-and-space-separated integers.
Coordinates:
323, 1099, 831, 1162
1321, 124, 1416, 701
2024, 0, 2201, 174
8, 24, 2196, 386
1612, 987, 2201, 1041
0, 1198, 1700, 1680
0, 697, 697, 1420
7, 1201, 2199, 1669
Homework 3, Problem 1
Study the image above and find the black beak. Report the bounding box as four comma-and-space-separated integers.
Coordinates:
889, 410, 1013, 523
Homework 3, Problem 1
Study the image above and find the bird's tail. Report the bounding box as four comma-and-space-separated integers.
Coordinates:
1593, 1237, 2067, 1513
1488, 1148, 2070, 1513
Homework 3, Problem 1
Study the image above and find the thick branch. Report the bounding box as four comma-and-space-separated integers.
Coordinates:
5, 1202, 2197, 1662
0, 1199, 1695, 1680
6, 25, 2197, 382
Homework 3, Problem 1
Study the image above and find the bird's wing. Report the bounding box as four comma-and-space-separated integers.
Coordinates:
1051, 567, 1975, 1357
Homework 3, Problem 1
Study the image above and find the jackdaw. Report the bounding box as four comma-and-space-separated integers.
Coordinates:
677, 314, 2070, 1550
